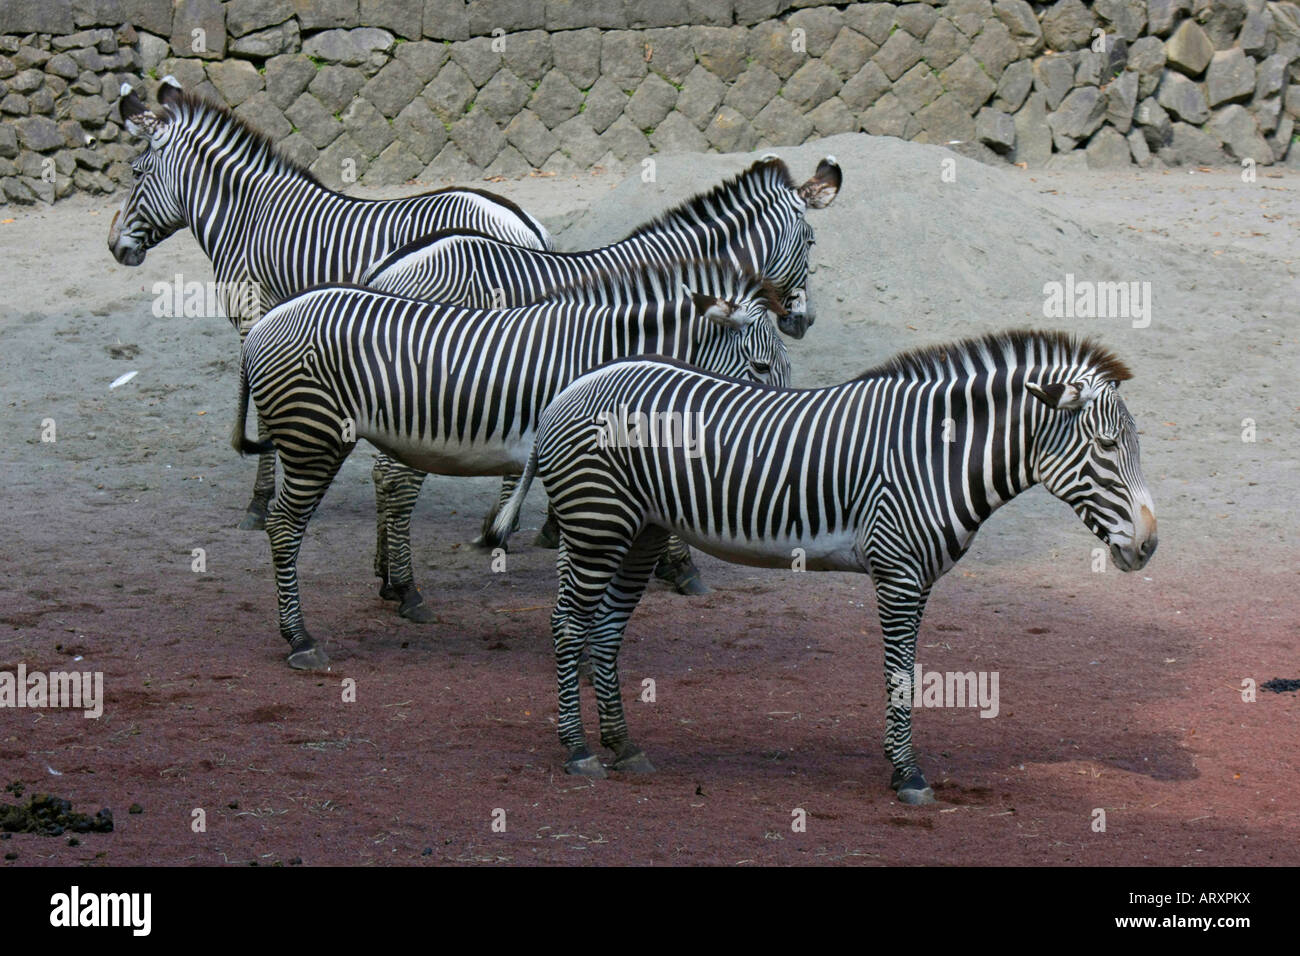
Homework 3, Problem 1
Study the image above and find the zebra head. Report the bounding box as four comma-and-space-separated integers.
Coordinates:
679, 264, 791, 387
108, 78, 187, 266
755, 155, 841, 339
1027, 376, 1158, 572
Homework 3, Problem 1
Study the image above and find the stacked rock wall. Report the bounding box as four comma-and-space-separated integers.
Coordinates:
2, 1, 1298, 204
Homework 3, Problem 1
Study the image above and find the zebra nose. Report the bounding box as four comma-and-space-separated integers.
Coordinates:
1139, 534, 1157, 561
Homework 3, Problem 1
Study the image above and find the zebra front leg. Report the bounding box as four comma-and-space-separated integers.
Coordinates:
877, 579, 936, 805
653, 535, 711, 595
378, 459, 432, 623
266, 457, 349, 670
589, 526, 670, 773
238, 411, 277, 530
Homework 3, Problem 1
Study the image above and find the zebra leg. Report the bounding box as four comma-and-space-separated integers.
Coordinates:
551, 527, 636, 778
378, 459, 432, 623
533, 504, 560, 549
238, 411, 277, 530
589, 525, 670, 774
266, 453, 350, 670
653, 535, 711, 595
373, 456, 390, 588
472, 475, 522, 548
877, 579, 936, 805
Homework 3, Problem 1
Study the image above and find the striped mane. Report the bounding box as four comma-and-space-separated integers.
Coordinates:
858, 330, 1134, 383
623, 157, 797, 242
539, 258, 786, 315
161, 90, 322, 186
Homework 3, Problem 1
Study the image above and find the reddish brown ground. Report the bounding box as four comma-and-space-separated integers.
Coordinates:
2, 493, 1296, 866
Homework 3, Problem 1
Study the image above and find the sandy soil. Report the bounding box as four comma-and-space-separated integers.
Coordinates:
0, 133, 1297, 865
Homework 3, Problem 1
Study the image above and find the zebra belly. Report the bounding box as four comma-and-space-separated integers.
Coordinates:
660, 522, 865, 574
362, 428, 531, 477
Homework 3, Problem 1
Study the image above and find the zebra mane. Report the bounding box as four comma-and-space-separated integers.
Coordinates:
538, 257, 786, 315
622, 157, 798, 242
858, 330, 1134, 384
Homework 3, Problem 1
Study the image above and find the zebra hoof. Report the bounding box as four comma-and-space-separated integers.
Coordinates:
673, 570, 712, 596
286, 643, 330, 670
237, 505, 267, 531
891, 770, 936, 806
611, 747, 656, 774
565, 753, 607, 779
378, 581, 398, 602
533, 517, 560, 550
398, 595, 434, 623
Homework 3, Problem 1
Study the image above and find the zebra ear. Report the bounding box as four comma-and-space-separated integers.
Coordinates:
1027, 381, 1088, 410
688, 290, 746, 329
798, 157, 841, 208
119, 83, 160, 138
158, 75, 184, 109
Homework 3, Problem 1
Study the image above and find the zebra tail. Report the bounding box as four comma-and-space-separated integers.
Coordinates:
482, 445, 538, 550
231, 358, 274, 456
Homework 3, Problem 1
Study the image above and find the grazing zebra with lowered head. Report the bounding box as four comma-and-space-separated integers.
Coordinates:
106, 75, 552, 535
486, 330, 1158, 804
234, 260, 790, 670
362, 155, 841, 602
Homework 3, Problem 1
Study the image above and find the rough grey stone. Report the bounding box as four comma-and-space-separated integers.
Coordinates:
1146, 0, 1192, 37
1164, 20, 1213, 77
1239, 5, 1274, 58
641, 26, 693, 85
1085, 125, 1132, 166
1207, 102, 1273, 163
861, 91, 914, 138
0, 125, 16, 159
419, 140, 476, 181
915, 91, 976, 141
310, 65, 366, 115
941, 53, 997, 111
1164, 120, 1227, 164
723, 64, 780, 118
783, 59, 840, 112
170, 0, 225, 60
1041, 0, 1096, 52
311, 132, 368, 188
873, 29, 923, 81
226, 0, 293, 37
551, 113, 604, 167
650, 110, 709, 153
235, 92, 293, 141
1126, 127, 1152, 165
9, 69, 43, 94
976, 105, 1015, 151
1127, 36, 1167, 98
450, 106, 505, 166
551, 28, 602, 90
394, 40, 448, 84
1268, 112, 1294, 161
361, 59, 421, 117
970, 19, 1019, 82
468, 0, 545, 34
362, 0, 424, 39
286, 92, 344, 148
1094, 0, 1146, 43
30, 88, 56, 115
1199, 0, 1248, 50
1206, 49, 1257, 106
994, 58, 1033, 111
1157, 70, 1210, 123
840, 60, 891, 111
363, 139, 425, 185
528, 69, 583, 128
294, 0, 359, 31
505, 108, 558, 166
122, 0, 172, 34
602, 31, 649, 86
13, 116, 64, 151
1045, 149, 1088, 169
1074, 49, 1104, 87
206, 58, 263, 107
276, 131, 319, 170
747, 21, 802, 80
482, 144, 531, 179
752, 95, 815, 146
2, 176, 38, 203
994, 0, 1043, 57
676, 63, 725, 129
704, 105, 757, 152
44, 53, 79, 79
1135, 96, 1173, 148
1106, 69, 1139, 131
421, 62, 475, 121
1033, 54, 1075, 110
583, 76, 629, 133
391, 96, 447, 162
844, 3, 896, 46
502, 30, 554, 84
229, 21, 300, 58
920, 17, 966, 69
893, 3, 937, 40
624, 73, 678, 130
475, 68, 531, 124
1254, 93, 1282, 134
807, 96, 858, 136
894, 62, 943, 113
1048, 85, 1106, 149
599, 115, 651, 162
341, 95, 395, 155
301, 28, 395, 68
946, 0, 995, 39
1255, 53, 1291, 100
449, 38, 501, 89
265, 54, 317, 110
545, 0, 625, 31
823, 28, 876, 80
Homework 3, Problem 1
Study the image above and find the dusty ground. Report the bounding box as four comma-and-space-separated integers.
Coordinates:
0, 133, 1297, 866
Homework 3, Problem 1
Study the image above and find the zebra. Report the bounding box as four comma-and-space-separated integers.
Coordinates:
106, 76, 552, 539
233, 259, 790, 670
486, 330, 1158, 804
360, 155, 841, 603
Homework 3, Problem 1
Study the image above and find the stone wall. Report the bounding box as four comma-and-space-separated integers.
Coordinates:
2, 1, 1299, 205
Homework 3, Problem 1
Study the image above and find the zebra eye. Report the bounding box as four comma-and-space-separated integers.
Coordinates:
750, 360, 771, 375
1095, 434, 1118, 450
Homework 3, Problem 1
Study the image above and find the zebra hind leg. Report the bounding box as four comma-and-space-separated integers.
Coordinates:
589, 525, 671, 773
373, 456, 390, 592
266, 452, 351, 670
877, 579, 936, 805
377, 459, 432, 623
238, 412, 277, 530
653, 535, 711, 595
